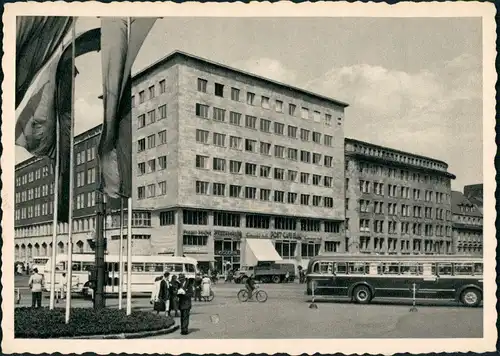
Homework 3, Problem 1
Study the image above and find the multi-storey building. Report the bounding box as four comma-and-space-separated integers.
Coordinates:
451, 190, 483, 256
464, 184, 483, 214
14, 51, 349, 273
344, 138, 456, 255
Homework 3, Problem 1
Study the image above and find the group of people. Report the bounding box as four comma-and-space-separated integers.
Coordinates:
150, 272, 196, 335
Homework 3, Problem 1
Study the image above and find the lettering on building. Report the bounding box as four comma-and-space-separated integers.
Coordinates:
213, 230, 242, 239
183, 230, 212, 236
270, 231, 305, 240
245, 232, 270, 239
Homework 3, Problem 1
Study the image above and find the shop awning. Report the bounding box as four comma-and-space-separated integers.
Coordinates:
245, 239, 283, 265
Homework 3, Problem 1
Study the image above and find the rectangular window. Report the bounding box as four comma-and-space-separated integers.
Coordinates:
287, 125, 297, 138
287, 170, 297, 182
195, 155, 209, 169
214, 83, 224, 97
260, 119, 271, 132
137, 186, 146, 199
147, 159, 156, 173
274, 145, 285, 159
138, 162, 146, 175
229, 160, 242, 174
245, 163, 257, 176
137, 114, 146, 128
229, 185, 242, 198
245, 187, 257, 199
231, 87, 240, 101
301, 107, 309, 119
214, 212, 241, 227
260, 189, 271, 201
139, 90, 145, 103
300, 172, 310, 184
324, 155, 333, 167
324, 197, 334, 208
245, 115, 257, 129
289, 104, 296, 116
245, 139, 256, 152
324, 135, 333, 146
261, 96, 270, 109
300, 129, 310, 141
147, 184, 156, 198
312, 196, 322, 206
274, 190, 285, 203
300, 194, 310, 205
147, 134, 155, 149
247, 92, 255, 105
196, 129, 209, 144
213, 133, 226, 147
159, 211, 175, 225
158, 181, 167, 195
197, 78, 207, 92
288, 148, 298, 161
196, 103, 209, 118
212, 183, 226, 196
195, 181, 210, 195
229, 136, 242, 150
149, 85, 155, 99
325, 114, 332, 126
246, 214, 270, 229
287, 192, 297, 204
274, 122, 284, 135
313, 111, 321, 122
158, 156, 167, 170
300, 150, 311, 163
313, 132, 321, 143
158, 104, 167, 120
260, 142, 271, 155
312, 174, 321, 186
229, 111, 241, 126
213, 157, 226, 172
274, 168, 285, 180
275, 100, 283, 113
159, 79, 166, 94
148, 110, 156, 124
158, 130, 167, 145
313, 153, 322, 165
213, 107, 226, 122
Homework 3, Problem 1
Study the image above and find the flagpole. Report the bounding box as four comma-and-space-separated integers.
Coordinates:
49, 99, 61, 310
125, 17, 133, 316
65, 19, 77, 324
118, 198, 124, 309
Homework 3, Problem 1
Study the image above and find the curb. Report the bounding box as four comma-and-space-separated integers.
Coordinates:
62, 324, 180, 339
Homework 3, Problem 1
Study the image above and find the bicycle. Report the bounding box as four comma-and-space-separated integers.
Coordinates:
237, 286, 268, 303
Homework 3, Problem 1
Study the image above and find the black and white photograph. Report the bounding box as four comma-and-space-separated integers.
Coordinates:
1, 2, 496, 354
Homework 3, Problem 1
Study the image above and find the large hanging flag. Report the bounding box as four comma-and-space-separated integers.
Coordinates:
15, 19, 101, 222
16, 17, 74, 108
99, 17, 157, 198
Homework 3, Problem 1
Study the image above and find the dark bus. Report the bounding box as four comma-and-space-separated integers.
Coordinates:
305, 254, 483, 307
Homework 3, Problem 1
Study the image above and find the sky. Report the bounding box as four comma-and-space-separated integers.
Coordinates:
15, 17, 483, 191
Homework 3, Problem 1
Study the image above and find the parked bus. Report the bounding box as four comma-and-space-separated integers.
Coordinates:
305, 254, 483, 307
43, 254, 199, 296
30, 256, 50, 273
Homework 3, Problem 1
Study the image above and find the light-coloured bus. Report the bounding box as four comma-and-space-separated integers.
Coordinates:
306, 254, 483, 307
30, 256, 50, 273
43, 254, 199, 296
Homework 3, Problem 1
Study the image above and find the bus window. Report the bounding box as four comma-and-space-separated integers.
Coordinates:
320, 262, 334, 274
185, 264, 196, 273
474, 263, 483, 275
437, 263, 452, 276
166, 263, 183, 272
132, 263, 145, 272
348, 262, 367, 275
335, 263, 347, 275
72, 262, 82, 271
421, 263, 433, 276
400, 263, 419, 275
454, 263, 474, 276
382, 263, 399, 275
312, 262, 320, 273
82, 262, 94, 271
145, 263, 158, 272
369, 263, 379, 275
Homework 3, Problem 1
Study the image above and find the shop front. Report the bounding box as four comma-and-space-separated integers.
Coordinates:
182, 229, 213, 272
213, 230, 242, 273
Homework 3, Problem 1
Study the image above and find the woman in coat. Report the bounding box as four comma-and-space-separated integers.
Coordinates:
168, 275, 179, 317
201, 274, 212, 301
151, 276, 163, 314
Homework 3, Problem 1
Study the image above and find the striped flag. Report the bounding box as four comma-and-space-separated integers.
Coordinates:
99, 17, 157, 198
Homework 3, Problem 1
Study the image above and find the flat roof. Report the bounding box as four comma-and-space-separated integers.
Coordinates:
132, 50, 349, 109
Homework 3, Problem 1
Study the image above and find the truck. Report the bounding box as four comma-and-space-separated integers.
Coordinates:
234, 261, 296, 284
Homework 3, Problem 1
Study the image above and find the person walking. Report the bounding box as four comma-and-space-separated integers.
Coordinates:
56, 272, 66, 303
201, 273, 212, 301
28, 268, 44, 308
157, 272, 170, 316
194, 273, 202, 302
150, 276, 162, 314
177, 273, 193, 335
169, 275, 179, 317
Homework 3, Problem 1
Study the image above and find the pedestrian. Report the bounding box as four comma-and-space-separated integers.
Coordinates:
169, 275, 179, 317
177, 273, 194, 335
28, 268, 44, 308
26, 262, 30, 276
157, 272, 170, 316
201, 273, 211, 301
194, 273, 202, 302
150, 276, 162, 314
56, 272, 66, 303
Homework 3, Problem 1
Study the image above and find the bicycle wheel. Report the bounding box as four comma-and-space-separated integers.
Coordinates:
208, 290, 215, 302
237, 289, 249, 302
256, 290, 268, 303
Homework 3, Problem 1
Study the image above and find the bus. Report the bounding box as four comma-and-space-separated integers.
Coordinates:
31, 256, 50, 273
43, 254, 199, 296
305, 254, 483, 307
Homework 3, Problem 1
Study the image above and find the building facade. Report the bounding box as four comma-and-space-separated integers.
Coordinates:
344, 138, 456, 255
464, 183, 483, 214
451, 190, 483, 256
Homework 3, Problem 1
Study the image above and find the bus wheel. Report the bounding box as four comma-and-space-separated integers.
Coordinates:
272, 275, 281, 284
461, 289, 481, 307
353, 285, 371, 304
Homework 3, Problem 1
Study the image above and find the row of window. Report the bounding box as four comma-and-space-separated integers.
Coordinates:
15, 201, 54, 221
15, 240, 83, 258
137, 181, 168, 199
196, 78, 342, 126
76, 168, 97, 187
195, 129, 335, 167
359, 219, 452, 237
15, 183, 54, 204
76, 147, 96, 166
354, 161, 450, 187
357, 199, 451, 220
75, 192, 96, 210
455, 231, 482, 243
358, 180, 450, 204
195, 103, 337, 144
16, 165, 53, 187
359, 236, 452, 254
137, 105, 167, 128
137, 130, 167, 152
132, 79, 166, 107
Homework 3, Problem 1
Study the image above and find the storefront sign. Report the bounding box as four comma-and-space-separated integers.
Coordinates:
213, 230, 242, 239
245, 232, 270, 239
270, 231, 305, 240
183, 230, 211, 236
215, 250, 239, 256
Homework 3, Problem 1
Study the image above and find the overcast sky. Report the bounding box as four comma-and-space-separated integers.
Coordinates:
15, 17, 483, 191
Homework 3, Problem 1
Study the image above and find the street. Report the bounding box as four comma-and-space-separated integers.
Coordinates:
15, 276, 482, 339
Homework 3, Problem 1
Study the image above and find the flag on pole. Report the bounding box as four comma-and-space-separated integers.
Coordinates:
99, 17, 157, 199
15, 21, 101, 222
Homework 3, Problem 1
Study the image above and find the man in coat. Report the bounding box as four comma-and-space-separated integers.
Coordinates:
157, 271, 170, 315
177, 273, 194, 335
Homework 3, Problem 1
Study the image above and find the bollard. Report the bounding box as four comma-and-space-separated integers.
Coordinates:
309, 281, 318, 309
409, 283, 418, 312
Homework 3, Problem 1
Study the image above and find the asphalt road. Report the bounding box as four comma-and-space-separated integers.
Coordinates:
14, 276, 482, 339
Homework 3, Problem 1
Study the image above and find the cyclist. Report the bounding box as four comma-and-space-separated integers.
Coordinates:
245, 275, 256, 299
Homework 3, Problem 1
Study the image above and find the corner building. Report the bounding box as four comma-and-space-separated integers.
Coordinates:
451, 190, 483, 256
132, 51, 348, 271
344, 138, 456, 255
